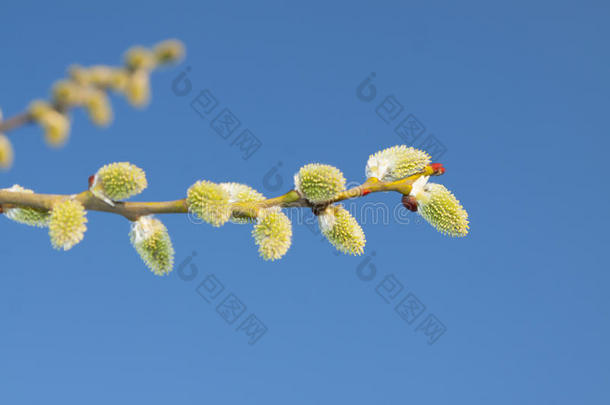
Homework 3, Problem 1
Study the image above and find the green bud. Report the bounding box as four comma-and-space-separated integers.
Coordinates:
1, 185, 50, 227
294, 163, 346, 204
414, 183, 469, 237
130, 216, 175, 276
91, 162, 147, 204
124, 46, 157, 71
107, 69, 130, 92
49, 199, 87, 251
84, 88, 113, 126
28, 100, 52, 121
125, 69, 150, 108
70, 65, 129, 91
219, 182, 265, 224
52, 80, 86, 106
187, 180, 232, 227
153, 39, 185, 64
0, 133, 13, 169
68, 64, 91, 85
28, 101, 70, 147
318, 205, 366, 255
252, 210, 292, 261
366, 145, 430, 181
42, 111, 70, 147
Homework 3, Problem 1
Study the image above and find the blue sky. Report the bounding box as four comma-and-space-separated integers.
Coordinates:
1, 1, 609, 403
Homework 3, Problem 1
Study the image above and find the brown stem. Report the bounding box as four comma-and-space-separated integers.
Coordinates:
0, 168, 439, 222
0, 190, 190, 221
0, 112, 33, 133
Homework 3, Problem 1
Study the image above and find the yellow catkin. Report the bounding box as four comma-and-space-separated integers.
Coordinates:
416, 183, 469, 237
29, 101, 70, 147
91, 162, 147, 203
186, 180, 232, 227
219, 182, 265, 223
48, 199, 88, 250
124, 46, 157, 71
0, 134, 14, 169
153, 39, 185, 64
1, 185, 50, 227
130, 216, 175, 276
84, 88, 113, 126
365, 145, 431, 181
294, 163, 346, 204
252, 210, 292, 260
318, 205, 366, 255
125, 70, 151, 107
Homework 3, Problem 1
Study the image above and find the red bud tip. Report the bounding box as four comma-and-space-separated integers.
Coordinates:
429, 163, 445, 175
401, 194, 418, 212
88, 175, 95, 189
362, 189, 371, 196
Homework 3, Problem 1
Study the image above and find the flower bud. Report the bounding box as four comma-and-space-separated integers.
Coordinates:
41, 111, 70, 147
401, 194, 418, 212
85, 66, 114, 85
428, 163, 445, 175
1, 185, 50, 227
0, 133, 13, 169
219, 182, 265, 223
129, 216, 175, 276
413, 182, 469, 237
90, 162, 147, 205
153, 39, 185, 64
252, 210, 292, 261
49, 199, 88, 250
52, 80, 86, 106
28, 100, 52, 121
187, 180, 232, 227
0, 109, 9, 169
69, 65, 129, 91
365, 145, 430, 181
318, 205, 366, 255
124, 46, 156, 71
108, 69, 130, 92
294, 163, 346, 204
84, 88, 113, 126
68, 64, 90, 85
125, 70, 151, 108
29, 101, 70, 147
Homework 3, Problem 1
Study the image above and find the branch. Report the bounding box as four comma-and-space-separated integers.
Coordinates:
0, 150, 467, 271
0, 112, 32, 133
0, 168, 437, 221
0, 39, 185, 170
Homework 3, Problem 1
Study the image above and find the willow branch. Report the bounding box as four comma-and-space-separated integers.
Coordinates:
0, 112, 33, 133
0, 168, 438, 221
0, 101, 72, 134
0, 39, 185, 146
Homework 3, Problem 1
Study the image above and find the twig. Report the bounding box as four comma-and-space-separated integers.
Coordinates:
0, 168, 438, 221
0, 112, 33, 133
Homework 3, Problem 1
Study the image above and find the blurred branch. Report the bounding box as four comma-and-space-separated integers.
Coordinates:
0, 39, 185, 170
0, 112, 32, 133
